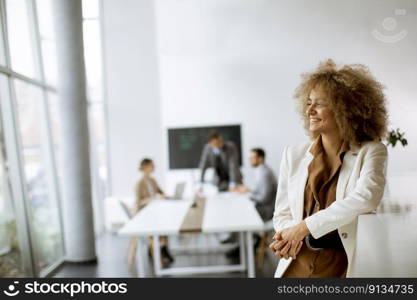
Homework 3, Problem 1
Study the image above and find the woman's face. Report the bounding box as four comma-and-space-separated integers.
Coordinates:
142, 163, 154, 174
306, 86, 339, 135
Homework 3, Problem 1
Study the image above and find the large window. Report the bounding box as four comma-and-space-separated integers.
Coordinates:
0, 0, 109, 277
0, 0, 64, 277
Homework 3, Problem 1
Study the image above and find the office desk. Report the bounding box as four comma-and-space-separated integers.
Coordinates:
351, 205, 417, 277
118, 193, 264, 277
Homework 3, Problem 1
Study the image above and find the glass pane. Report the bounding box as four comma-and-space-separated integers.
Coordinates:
0, 12, 6, 66
47, 92, 63, 181
0, 76, 26, 277
6, 0, 40, 78
82, 0, 99, 19
87, 103, 108, 233
14, 79, 63, 274
36, 0, 57, 86
35, 0, 54, 40
83, 19, 102, 102
89, 103, 109, 198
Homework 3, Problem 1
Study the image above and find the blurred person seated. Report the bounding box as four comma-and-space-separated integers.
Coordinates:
226, 148, 278, 258
128, 158, 174, 268
132, 158, 166, 213
238, 148, 277, 222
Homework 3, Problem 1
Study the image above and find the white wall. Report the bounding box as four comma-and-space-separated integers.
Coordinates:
102, 0, 417, 198
101, 0, 164, 197
155, 0, 417, 193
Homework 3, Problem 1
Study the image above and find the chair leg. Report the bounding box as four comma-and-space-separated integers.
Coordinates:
127, 237, 138, 270
149, 237, 167, 267
256, 233, 268, 267
148, 237, 154, 257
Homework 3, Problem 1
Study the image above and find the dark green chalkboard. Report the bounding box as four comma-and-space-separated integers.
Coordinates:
168, 125, 242, 169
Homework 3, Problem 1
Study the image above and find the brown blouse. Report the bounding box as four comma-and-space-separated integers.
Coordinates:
283, 135, 349, 278
133, 176, 163, 214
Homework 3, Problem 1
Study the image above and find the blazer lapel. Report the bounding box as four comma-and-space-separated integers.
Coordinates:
292, 149, 313, 222
336, 145, 359, 200
292, 142, 359, 221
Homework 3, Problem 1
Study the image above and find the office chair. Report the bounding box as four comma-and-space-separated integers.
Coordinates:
255, 220, 274, 267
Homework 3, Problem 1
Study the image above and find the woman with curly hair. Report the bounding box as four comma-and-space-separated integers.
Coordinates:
269, 59, 388, 278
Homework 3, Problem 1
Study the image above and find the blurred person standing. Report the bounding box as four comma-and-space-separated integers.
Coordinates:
198, 131, 242, 192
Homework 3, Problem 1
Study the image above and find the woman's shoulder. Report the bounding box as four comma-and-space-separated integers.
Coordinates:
356, 140, 387, 153
285, 141, 312, 158
283, 139, 387, 160
136, 176, 149, 186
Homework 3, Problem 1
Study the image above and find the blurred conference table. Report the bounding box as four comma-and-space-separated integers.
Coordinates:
118, 192, 265, 278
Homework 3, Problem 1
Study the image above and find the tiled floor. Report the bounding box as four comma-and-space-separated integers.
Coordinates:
53, 233, 278, 278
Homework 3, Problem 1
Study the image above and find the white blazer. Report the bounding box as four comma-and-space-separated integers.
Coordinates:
273, 140, 387, 277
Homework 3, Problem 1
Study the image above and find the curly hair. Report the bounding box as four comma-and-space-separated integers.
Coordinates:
294, 59, 388, 145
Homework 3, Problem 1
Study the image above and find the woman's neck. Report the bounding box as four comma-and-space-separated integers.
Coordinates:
321, 132, 342, 157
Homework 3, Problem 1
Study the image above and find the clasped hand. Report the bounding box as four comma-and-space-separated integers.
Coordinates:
269, 221, 310, 260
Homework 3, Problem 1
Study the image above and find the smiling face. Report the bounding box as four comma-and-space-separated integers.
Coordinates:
306, 85, 339, 136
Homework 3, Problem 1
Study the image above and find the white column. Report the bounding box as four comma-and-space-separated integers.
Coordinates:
53, 0, 96, 262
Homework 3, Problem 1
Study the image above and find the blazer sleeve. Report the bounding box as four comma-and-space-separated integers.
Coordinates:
199, 144, 210, 183
273, 146, 296, 232
305, 142, 388, 239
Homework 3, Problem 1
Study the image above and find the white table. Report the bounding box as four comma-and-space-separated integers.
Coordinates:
118, 192, 265, 277
351, 205, 417, 277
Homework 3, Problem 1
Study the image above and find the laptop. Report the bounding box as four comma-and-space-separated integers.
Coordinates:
173, 182, 186, 199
